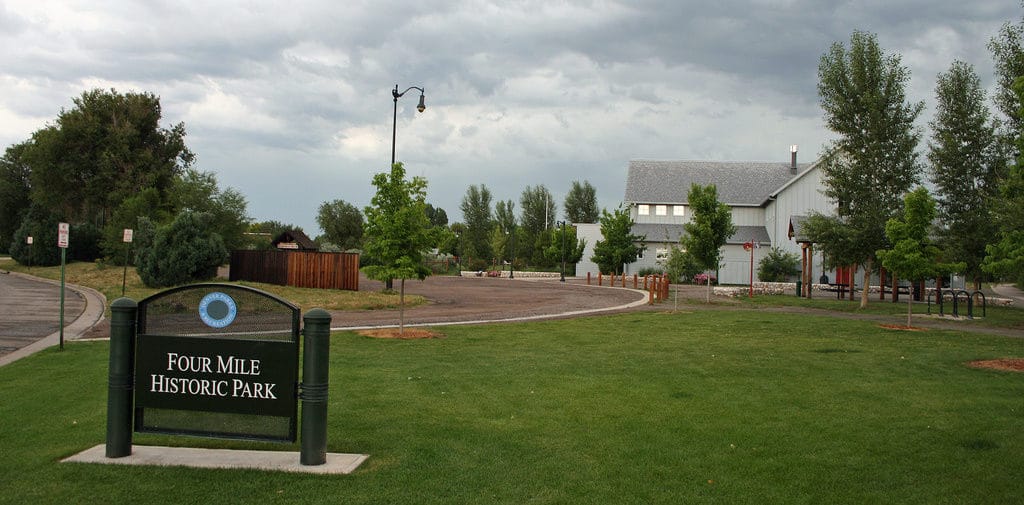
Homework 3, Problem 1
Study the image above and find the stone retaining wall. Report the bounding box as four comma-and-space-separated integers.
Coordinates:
460, 270, 562, 279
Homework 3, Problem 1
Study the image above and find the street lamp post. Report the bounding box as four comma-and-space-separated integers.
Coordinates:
391, 84, 426, 169
386, 84, 425, 291
557, 220, 566, 282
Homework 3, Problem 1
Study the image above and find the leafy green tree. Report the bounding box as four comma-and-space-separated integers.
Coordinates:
495, 200, 516, 234
591, 205, 645, 275
460, 184, 494, 265
564, 180, 599, 223
757, 247, 801, 282
520, 185, 556, 265
877, 188, 962, 326
520, 185, 555, 235
0, 143, 31, 253
23, 88, 192, 226
316, 199, 363, 251
362, 163, 433, 333
136, 210, 228, 287
680, 184, 736, 302
989, 13, 1024, 138
100, 188, 170, 264
424, 204, 448, 228
9, 203, 62, 266
817, 30, 924, 308
928, 61, 1007, 290
983, 79, 1024, 285
543, 225, 586, 274
662, 246, 704, 284
167, 169, 249, 253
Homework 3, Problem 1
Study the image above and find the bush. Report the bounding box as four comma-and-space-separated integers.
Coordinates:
637, 267, 664, 277
9, 204, 61, 266
757, 247, 801, 282
69, 222, 102, 262
136, 211, 228, 288
694, 273, 717, 285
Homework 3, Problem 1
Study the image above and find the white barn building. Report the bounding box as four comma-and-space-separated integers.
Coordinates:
577, 149, 838, 286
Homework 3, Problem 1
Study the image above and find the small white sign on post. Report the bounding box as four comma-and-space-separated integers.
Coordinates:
26, 236, 33, 245
123, 228, 134, 243
58, 223, 70, 249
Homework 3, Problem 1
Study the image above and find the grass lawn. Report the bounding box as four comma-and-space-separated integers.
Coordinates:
1, 310, 1022, 504
1, 261, 423, 312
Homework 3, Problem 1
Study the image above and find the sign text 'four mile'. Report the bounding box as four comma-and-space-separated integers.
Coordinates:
149, 352, 278, 399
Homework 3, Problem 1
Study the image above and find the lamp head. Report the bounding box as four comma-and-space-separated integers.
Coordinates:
417, 93, 426, 113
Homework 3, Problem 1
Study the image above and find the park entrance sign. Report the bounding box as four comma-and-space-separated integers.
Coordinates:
133, 284, 300, 442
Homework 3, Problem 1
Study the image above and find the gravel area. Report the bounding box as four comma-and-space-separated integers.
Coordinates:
332, 275, 651, 328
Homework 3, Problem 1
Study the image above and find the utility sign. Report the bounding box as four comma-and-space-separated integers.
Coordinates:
26, 236, 32, 245
57, 223, 69, 248
123, 228, 134, 243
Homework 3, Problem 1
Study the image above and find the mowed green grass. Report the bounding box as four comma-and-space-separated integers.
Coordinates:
1, 310, 1022, 504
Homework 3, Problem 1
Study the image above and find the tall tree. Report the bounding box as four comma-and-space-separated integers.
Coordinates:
591, 205, 644, 275
0, 143, 31, 253
680, 184, 736, 302
23, 88, 192, 226
989, 12, 1024, 137
817, 30, 924, 308
460, 184, 493, 266
519, 185, 556, 235
168, 169, 250, 253
520, 184, 556, 265
928, 61, 1006, 289
495, 199, 516, 233
983, 79, 1024, 285
363, 162, 433, 333
543, 224, 586, 274
317, 199, 364, 250
564, 180, 599, 223
424, 204, 448, 228
877, 188, 962, 327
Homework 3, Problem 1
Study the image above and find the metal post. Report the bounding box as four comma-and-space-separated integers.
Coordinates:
106, 297, 137, 458
558, 221, 566, 282
301, 308, 332, 465
59, 247, 66, 350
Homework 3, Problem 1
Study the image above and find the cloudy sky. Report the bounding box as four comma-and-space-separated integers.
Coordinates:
1, 1, 1019, 235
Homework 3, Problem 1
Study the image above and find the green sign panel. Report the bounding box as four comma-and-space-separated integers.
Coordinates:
133, 284, 300, 442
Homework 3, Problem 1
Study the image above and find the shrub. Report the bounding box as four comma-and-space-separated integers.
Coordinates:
137, 210, 228, 288
9, 204, 61, 266
757, 247, 801, 282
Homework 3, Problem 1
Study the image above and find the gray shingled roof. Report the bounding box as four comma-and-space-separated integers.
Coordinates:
625, 160, 811, 206
631, 224, 770, 246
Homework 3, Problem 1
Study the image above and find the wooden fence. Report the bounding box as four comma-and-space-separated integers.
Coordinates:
230, 250, 360, 291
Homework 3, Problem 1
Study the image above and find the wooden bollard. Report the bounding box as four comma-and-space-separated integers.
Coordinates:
587, 272, 591, 285
633, 274, 638, 289
598, 273, 603, 286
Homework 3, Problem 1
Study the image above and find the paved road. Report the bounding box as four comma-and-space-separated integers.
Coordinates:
0, 271, 86, 355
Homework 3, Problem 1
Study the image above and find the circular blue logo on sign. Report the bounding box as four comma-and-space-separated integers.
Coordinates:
198, 292, 237, 328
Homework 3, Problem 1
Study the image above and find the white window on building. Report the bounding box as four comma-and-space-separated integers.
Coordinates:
655, 205, 667, 216
673, 205, 685, 217
656, 248, 669, 260
638, 204, 650, 215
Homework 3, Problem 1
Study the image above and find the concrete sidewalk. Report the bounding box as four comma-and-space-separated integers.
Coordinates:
0, 270, 107, 367
992, 283, 1024, 307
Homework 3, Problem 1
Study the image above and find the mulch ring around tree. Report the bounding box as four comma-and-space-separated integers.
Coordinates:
357, 328, 444, 340
967, 358, 1024, 373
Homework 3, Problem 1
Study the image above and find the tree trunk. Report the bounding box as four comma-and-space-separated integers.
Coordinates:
399, 278, 406, 335
906, 288, 913, 328
705, 270, 711, 303
860, 259, 871, 309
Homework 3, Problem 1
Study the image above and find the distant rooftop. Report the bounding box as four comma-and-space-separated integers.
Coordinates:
625, 160, 813, 206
